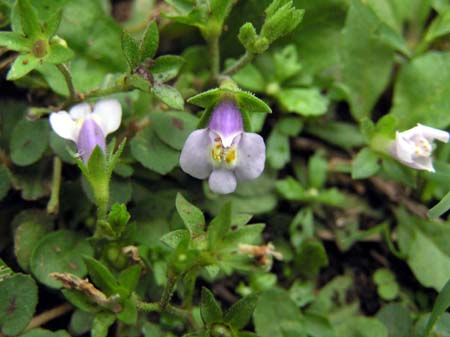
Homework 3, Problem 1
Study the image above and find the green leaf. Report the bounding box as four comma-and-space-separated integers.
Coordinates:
130, 127, 179, 175
14, 220, 51, 272
261, 0, 305, 44
275, 117, 303, 136
118, 265, 142, 293
122, 31, 140, 70
152, 55, 184, 82
396, 208, 450, 290
7, 53, 40, 80
62, 289, 99, 313
424, 279, 450, 337
151, 110, 198, 150
0, 274, 38, 336
305, 121, 364, 150
267, 129, 290, 170
160, 229, 190, 249
17, 0, 41, 39
273, 45, 302, 83
294, 239, 328, 277
140, 20, 159, 60
83, 256, 120, 296
176, 193, 205, 235
45, 43, 74, 64
116, 299, 137, 325
69, 309, 94, 335
429, 189, 450, 219
232, 63, 266, 92
253, 288, 306, 337
92, 312, 115, 337
425, 9, 450, 43
188, 87, 271, 114
220, 223, 265, 252
390, 51, 450, 129
107, 203, 130, 238
0, 259, 13, 281
0, 164, 11, 201
276, 88, 328, 116
224, 293, 258, 330
200, 287, 223, 325
0, 31, 30, 51
340, 0, 394, 120
153, 83, 184, 110
352, 147, 380, 179
376, 304, 413, 337
308, 152, 328, 189
208, 202, 232, 247
10, 119, 49, 166
334, 317, 388, 337
373, 269, 399, 300
30, 230, 94, 288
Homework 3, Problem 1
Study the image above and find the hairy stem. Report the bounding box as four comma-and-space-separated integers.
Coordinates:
208, 35, 221, 81
47, 157, 62, 215
56, 63, 76, 100
160, 274, 179, 310
222, 51, 254, 76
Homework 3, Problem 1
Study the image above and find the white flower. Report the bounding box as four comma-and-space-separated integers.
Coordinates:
49, 99, 122, 161
391, 124, 449, 172
180, 100, 266, 194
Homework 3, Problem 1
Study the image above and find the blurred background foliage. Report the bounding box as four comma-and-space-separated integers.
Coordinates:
1, 0, 450, 336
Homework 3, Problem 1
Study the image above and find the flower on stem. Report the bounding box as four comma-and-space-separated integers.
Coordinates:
180, 100, 265, 194
49, 99, 122, 162
390, 124, 449, 172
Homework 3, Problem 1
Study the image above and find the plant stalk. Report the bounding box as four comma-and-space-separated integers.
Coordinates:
56, 63, 76, 100
47, 157, 62, 215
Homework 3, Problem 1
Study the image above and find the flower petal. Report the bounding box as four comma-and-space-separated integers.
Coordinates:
234, 132, 266, 181
393, 132, 413, 163
417, 124, 449, 143
208, 100, 244, 147
77, 118, 106, 162
180, 129, 213, 179
208, 169, 237, 194
412, 156, 435, 172
92, 99, 122, 136
49, 111, 79, 142
69, 102, 91, 120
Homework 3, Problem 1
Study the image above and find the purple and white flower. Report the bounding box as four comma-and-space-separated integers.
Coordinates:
180, 100, 265, 194
49, 99, 122, 162
390, 123, 449, 172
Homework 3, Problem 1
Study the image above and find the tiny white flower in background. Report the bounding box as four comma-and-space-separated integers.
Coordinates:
49, 99, 122, 162
180, 100, 265, 194
390, 123, 449, 172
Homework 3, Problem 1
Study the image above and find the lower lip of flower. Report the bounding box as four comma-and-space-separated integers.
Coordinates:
210, 138, 238, 168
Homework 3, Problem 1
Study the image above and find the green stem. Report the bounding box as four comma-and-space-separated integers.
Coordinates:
56, 63, 76, 100
136, 301, 159, 312
222, 51, 254, 76
93, 181, 110, 238
160, 274, 179, 310
208, 35, 221, 81
183, 268, 198, 309
136, 300, 198, 329
61, 83, 133, 110
47, 157, 62, 215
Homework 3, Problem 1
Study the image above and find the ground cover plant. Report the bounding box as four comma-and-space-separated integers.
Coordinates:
1, 0, 450, 336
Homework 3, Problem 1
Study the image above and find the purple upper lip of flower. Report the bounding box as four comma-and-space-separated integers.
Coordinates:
208, 100, 244, 146
179, 100, 266, 194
